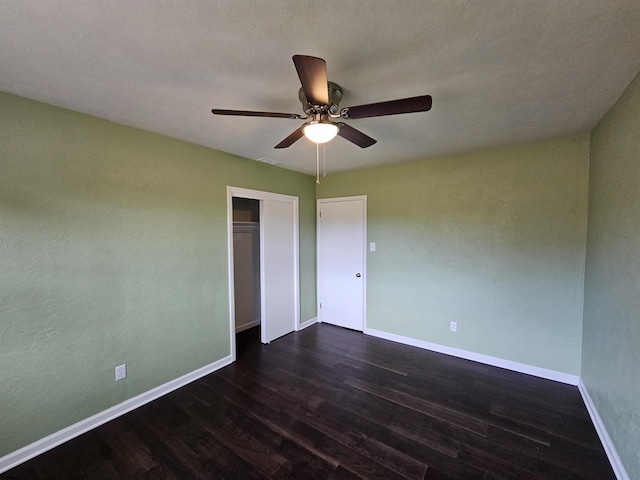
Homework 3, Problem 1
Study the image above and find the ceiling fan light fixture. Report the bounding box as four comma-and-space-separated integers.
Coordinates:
302, 121, 339, 144
212, 56, 432, 151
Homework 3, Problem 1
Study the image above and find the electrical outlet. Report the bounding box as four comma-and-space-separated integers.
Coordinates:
115, 364, 126, 381
450, 321, 458, 333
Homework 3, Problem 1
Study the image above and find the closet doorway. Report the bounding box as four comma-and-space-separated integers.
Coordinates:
232, 197, 261, 335
227, 186, 300, 361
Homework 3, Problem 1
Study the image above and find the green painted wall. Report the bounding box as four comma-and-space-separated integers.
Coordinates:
583, 72, 640, 479
317, 136, 589, 375
0, 91, 316, 457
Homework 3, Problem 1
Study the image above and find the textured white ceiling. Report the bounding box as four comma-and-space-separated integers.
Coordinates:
1, 1, 639, 175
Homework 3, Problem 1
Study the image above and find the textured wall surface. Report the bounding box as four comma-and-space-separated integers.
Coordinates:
317, 136, 590, 374
583, 72, 640, 479
0, 91, 316, 457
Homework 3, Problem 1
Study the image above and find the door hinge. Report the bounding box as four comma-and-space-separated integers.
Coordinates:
319, 303, 322, 309
319, 211, 322, 218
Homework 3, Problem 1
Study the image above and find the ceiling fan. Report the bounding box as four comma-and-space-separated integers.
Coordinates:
212, 55, 433, 149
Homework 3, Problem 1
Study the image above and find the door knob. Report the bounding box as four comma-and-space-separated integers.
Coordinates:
356, 273, 361, 278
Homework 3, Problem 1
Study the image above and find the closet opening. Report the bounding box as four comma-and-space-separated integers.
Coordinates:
232, 197, 261, 354
227, 185, 299, 359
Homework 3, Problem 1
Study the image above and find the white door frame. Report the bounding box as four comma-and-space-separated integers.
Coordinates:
317, 195, 367, 331
227, 186, 300, 361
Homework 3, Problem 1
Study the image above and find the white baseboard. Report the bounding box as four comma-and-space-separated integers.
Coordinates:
578, 379, 629, 480
235, 318, 260, 333
0, 355, 233, 475
364, 328, 580, 385
297, 316, 317, 331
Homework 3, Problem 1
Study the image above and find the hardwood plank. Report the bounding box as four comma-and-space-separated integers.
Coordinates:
120, 404, 214, 480
312, 434, 408, 480
457, 442, 540, 480
213, 421, 288, 477
327, 465, 365, 480
358, 437, 427, 479
316, 402, 428, 479
96, 419, 158, 478
268, 410, 407, 479
271, 439, 336, 480
344, 376, 489, 436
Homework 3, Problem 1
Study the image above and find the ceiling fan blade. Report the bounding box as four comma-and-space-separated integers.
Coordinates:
293, 55, 329, 106
340, 95, 432, 119
212, 109, 302, 119
274, 128, 304, 149
336, 123, 377, 148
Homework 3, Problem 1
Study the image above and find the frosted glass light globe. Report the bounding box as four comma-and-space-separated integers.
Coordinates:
303, 122, 339, 144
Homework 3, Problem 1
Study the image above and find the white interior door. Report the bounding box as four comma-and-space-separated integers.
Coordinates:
317, 196, 366, 330
260, 199, 297, 343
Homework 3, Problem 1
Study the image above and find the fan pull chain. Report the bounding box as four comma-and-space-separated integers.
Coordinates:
323, 144, 327, 178
316, 142, 320, 185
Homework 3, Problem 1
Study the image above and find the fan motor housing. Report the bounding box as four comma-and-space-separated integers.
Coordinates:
299, 81, 343, 115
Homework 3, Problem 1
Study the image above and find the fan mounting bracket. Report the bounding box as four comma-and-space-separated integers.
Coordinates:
299, 81, 343, 116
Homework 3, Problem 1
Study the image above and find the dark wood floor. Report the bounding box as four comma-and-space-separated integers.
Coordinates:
3, 324, 615, 479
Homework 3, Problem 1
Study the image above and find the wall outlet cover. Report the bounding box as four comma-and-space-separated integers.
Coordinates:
115, 364, 126, 381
